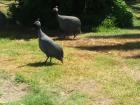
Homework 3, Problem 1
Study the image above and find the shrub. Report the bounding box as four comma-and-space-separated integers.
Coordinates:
96, 17, 117, 32
101, 16, 116, 28
8, 0, 133, 31
113, 0, 133, 27
8, 0, 58, 29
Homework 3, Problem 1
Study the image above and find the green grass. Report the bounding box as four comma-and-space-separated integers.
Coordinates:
0, 2, 140, 105
8, 90, 53, 105
8, 86, 88, 105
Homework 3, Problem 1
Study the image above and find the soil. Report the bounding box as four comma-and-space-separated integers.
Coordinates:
0, 80, 28, 104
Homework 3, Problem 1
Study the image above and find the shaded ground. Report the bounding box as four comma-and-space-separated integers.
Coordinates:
62, 36, 140, 58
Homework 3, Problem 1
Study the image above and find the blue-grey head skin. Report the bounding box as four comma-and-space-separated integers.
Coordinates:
53, 6, 81, 39
34, 19, 64, 63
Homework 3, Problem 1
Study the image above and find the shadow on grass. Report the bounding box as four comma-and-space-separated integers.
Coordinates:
87, 33, 140, 39
0, 26, 61, 40
0, 27, 37, 40
136, 17, 140, 20
126, 55, 140, 59
53, 37, 78, 41
27, 61, 59, 67
17, 61, 59, 68
75, 41, 140, 51
131, 26, 140, 30
0, 27, 80, 40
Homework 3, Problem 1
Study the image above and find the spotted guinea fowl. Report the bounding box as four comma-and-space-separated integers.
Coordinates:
34, 19, 64, 63
53, 6, 81, 38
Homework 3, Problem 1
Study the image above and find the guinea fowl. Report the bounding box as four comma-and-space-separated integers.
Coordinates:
53, 6, 81, 38
34, 19, 64, 63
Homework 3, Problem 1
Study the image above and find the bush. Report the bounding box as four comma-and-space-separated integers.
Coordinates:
96, 16, 117, 32
101, 17, 116, 28
8, 0, 58, 29
8, 0, 133, 31
113, 0, 133, 27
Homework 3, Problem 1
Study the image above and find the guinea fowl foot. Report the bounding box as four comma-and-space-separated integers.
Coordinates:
61, 61, 63, 64
73, 34, 77, 39
49, 58, 52, 63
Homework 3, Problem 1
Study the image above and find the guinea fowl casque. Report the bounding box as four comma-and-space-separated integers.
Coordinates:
34, 19, 64, 63
53, 6, 81, 38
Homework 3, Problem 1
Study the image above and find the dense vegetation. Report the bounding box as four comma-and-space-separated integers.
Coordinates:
9, 0, 133, 31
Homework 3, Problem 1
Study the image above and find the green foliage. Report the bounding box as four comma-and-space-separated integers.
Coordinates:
101, 17, 116, 28
69, 0, 133, 29
8, 0, 58, 28
8, 0, 133, 31
96, 16, 117, 32
113, 0, 133, 27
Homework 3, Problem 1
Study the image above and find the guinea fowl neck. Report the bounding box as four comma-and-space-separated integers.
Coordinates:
55, 12, 59, 18
37, 27, 43, 38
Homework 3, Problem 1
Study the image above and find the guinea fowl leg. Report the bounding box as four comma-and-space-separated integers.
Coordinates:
50, 57, 52, 63
63, 35, 66, 39
45, 57, 49, 63
73, 34, 76, 39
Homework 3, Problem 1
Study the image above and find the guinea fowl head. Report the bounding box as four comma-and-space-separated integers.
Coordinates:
57, 52, 64, 63
34, 19, 41, 28
58, 57, 63, 63
53, 6, 59, 13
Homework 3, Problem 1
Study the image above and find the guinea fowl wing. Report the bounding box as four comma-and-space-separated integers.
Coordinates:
39, 37, 62, 58
58, 15, 81, 32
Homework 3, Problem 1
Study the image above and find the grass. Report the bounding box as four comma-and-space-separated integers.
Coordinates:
0, 2, 140, 105
8, 90, 53, 105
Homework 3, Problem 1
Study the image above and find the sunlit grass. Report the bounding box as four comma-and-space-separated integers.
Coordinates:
0, 2, 140, 105
0, 33, 139, 105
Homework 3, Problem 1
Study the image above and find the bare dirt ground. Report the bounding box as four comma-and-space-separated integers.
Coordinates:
0, 78, 28, 104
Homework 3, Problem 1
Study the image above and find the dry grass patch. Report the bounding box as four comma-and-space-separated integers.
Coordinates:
0, 81, 28, 103
0, 71, 29, 104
